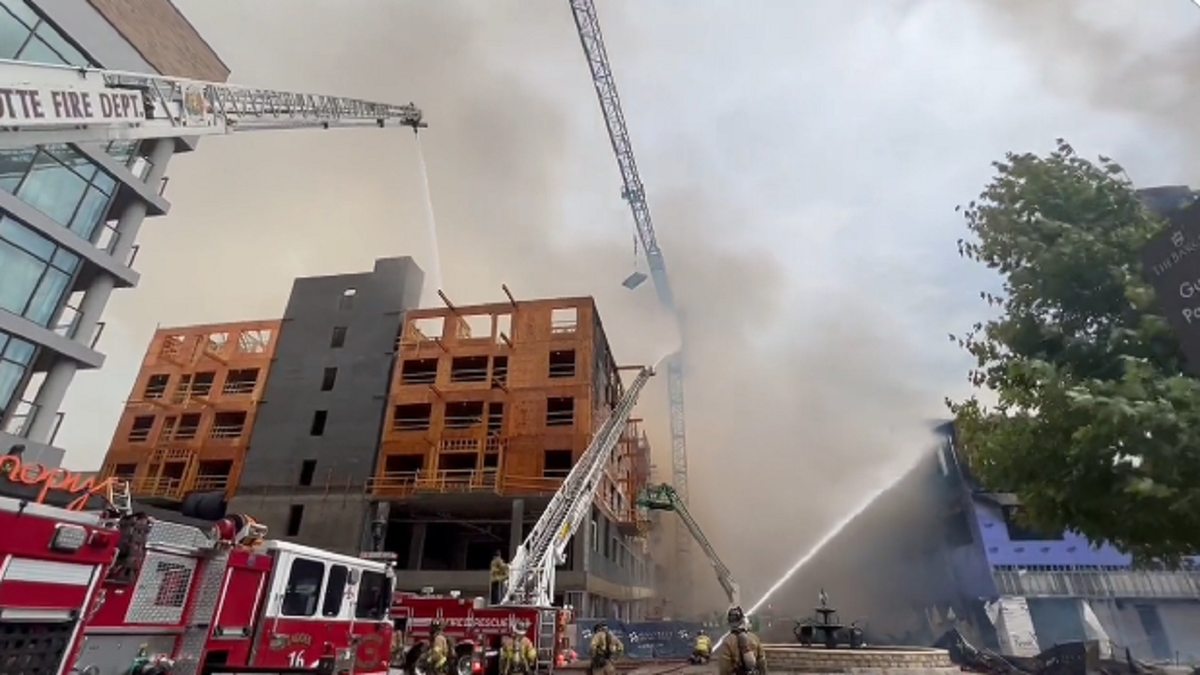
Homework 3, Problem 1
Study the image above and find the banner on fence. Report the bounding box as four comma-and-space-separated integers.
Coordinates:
575, 619, 706, 660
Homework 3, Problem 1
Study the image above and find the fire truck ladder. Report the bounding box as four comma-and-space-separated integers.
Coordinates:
637, 483, 741, 607
0, 58, 425, 150
501, 366, 656, 608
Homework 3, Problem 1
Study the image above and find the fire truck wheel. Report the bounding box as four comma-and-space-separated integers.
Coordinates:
454, 654, 473, 675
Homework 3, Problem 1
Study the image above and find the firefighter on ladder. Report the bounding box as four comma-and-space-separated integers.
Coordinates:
717, 606, 767, 675
500, 621, 537, 675
424, 619, 452, 675
489, 550, 509, 605
587, 622, 623, 675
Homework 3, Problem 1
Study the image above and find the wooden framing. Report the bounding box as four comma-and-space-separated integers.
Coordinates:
371, 294, 649, 525
99, 319, 280, 503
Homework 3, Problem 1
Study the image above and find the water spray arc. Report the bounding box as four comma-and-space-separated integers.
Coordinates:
745, 457, 925, 616
412, 133, 444, 305
568, 0, 695, 606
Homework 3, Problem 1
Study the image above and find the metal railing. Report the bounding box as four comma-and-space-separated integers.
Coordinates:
993, 568, 1200, 599
365, 469, 562, 497
129, 474, 230, 500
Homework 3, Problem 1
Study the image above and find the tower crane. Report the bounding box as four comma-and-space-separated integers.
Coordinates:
0, 58, 424, 151
566, 1, 694, 597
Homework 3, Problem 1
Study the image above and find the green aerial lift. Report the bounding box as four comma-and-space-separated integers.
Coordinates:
638, 483, 742, 610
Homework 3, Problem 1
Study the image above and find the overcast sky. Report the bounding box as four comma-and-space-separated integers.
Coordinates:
55, 0, 1200, 602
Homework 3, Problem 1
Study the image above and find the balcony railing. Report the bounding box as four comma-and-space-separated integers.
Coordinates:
365, 469, 561, 498
992, 568, 1200, 599
129, 474, 230, 500
2, 399, 64, 445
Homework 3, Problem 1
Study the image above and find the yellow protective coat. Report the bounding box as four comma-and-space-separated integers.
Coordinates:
588, 631, 623, 675
717, 631, 767, 675
694, 634, 712, 655
490, 556, 510, 582
428, 633, 451, 673
500, 636, 537, 675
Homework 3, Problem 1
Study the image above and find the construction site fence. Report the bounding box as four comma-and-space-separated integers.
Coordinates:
575, 619, 703, 660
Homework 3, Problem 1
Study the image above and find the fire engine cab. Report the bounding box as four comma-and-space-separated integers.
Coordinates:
76, 513, 395, 675
390, 590, 571, 675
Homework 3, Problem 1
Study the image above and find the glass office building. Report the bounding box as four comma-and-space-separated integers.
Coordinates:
0, 0, 228, 465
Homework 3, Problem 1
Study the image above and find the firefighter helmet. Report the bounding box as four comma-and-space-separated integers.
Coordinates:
512, 620, 528, 635
727, 606, 746, 629
594, 621, 608, 632
430, 619, 444, 632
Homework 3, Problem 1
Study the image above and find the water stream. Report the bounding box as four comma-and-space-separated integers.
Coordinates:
413, 133, 444, 304
745, 458, 923, 616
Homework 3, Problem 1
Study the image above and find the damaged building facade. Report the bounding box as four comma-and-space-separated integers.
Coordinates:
785, 421, 1200, 664
98, 256, 659, 619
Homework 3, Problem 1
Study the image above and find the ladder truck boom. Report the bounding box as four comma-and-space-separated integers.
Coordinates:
502, 365, 656, 607
638, 483, 741, 607
0, 58, 425, 150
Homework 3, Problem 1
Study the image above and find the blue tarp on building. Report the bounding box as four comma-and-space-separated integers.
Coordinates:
575, 619, 705, 660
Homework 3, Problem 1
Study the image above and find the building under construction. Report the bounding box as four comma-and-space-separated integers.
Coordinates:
99, 256, 660, 619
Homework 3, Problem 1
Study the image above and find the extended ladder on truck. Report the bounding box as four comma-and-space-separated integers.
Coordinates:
501, 365, 657, 611
0, 58, 425, 150
638, 483, 741, 607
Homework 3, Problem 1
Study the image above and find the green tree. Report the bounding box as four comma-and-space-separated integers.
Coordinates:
948, 139, 1200, 566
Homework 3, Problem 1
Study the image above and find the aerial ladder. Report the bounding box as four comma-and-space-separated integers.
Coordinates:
0, 57, 425, 151
566, 1, 694, 592
637, 483, 741, 608
501, 365, 657, 608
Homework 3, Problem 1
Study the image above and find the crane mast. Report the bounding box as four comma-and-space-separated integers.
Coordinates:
0, 58, 424, 150
567, 0, 694, 594
502, 366, 656, 607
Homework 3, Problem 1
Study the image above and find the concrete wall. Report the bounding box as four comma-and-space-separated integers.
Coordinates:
232, 257, 423, 550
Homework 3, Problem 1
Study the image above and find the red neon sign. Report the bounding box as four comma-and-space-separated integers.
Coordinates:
0, 454, 117, 511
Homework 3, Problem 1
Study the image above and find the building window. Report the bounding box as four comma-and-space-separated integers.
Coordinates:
320, 367, 337, 391
0, 1, 93, 67
0, 216, 79, 326
105, 140, 140, 166
330, 326, 347, 348
0, 330, 35, 416
0, 145, 118, 241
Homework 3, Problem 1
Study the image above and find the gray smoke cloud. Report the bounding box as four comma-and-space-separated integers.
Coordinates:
60, 0, 1131, 609
961, 0, 1200, 158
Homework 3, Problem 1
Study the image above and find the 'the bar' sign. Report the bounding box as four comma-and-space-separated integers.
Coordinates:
0, 85, 144, 127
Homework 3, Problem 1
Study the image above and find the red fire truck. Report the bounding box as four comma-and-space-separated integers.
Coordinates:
391, 591, 571, 675
0, 491, 121, 675
75, 513, 395, 675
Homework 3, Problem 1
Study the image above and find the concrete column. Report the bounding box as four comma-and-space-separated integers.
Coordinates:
27, 139, 175, 442
408, 522, 426, 570
509, 498, 525, 559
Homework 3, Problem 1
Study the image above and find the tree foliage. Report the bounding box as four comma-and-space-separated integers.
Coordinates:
948, 139, 1200, 566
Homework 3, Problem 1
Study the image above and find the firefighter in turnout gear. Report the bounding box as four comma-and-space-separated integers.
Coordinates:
691, 628, 713, 664
489, 550, 510, 605
500, 621, 538, 675
425, 619, 452, 675
718, 606, 767, 675
588, 622, 623, 675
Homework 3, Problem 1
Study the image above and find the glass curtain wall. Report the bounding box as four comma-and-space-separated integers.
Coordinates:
0, 145, 118, 242
0, 0, 92, 67
0, 330, 35, 417
0, 216, 79, 327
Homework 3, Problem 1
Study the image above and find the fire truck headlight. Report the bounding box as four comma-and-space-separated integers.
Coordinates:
51, 524, 88, 552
